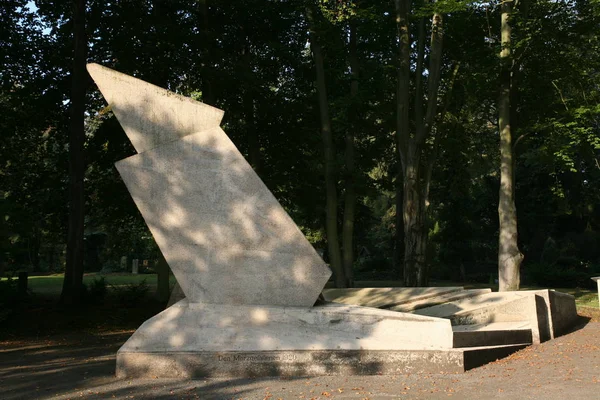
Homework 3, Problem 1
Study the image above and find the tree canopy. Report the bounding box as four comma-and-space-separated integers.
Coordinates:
1, 0, 599, 291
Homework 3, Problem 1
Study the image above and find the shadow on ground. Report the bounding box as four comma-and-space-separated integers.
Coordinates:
1, 329, 328, 400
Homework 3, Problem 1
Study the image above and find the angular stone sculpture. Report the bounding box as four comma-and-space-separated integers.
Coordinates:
88, 63, 330, 307
88, 63, 224, 153
87, 64, 501, 378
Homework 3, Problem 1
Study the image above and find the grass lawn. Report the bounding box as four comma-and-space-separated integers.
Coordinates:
0, 273, 175, 339
560, 288, 599, 308
1, 273, 177, 295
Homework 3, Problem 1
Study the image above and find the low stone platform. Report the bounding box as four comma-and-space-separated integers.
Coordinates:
413, 289, 578, 343
116, 293, 547, 378
117, 300, 458, 378
153, 286, 578, 378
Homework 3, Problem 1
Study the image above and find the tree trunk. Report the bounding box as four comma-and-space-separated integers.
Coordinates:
414, 16, 426, 126
402, 163, 426, 286
498, 0, 523, 291
61, 0, 87, 305
415, 12, 444, 287
398, 9, 444, 287
341, 22, 359, 288
394, 0, 410, 174
422, 13, 444, 140
394, 0, 412, 285
393, 168, 404, 277
28, 225, 41, 272
306, 6, 346, 287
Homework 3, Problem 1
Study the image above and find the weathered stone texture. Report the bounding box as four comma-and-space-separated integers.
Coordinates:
87, 63, 331, 307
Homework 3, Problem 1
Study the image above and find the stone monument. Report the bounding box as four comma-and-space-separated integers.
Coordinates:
87, 63, 459, 377
88, 64, 577, 378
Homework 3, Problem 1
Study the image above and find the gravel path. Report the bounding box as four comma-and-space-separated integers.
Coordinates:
1, 318, 599, 400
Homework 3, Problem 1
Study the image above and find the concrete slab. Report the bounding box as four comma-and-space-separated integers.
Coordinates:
116, 344, 531, 378
412, 293, 545, 342
323, 287, 464, 308
115, 299, 530, 377
452, 322, 533, 348
412, 292, 526, 319
389, 289, 492, 312
119, 301, 453, 354
461, 343, 530, 371
116, 349, 469, 377
452, 321, 532, 331
116, 301, 457, 377
413, 290, 578, 344
521, 289, 578, 339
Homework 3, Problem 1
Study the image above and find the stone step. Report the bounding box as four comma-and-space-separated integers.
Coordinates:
387, 288, 492, 312
323, 286, 465, 309
461, 343, 530, 371
412, 292, 526, 321
452, 322, 533, 348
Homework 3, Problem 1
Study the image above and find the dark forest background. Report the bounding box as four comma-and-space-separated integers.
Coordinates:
1, 0, 599, 297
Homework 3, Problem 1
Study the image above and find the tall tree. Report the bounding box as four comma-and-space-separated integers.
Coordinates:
61, 0, 87, 304
497, 0, 523, 291
341, 20, 359, 287
306, 5, 347, 287
395, 0, 445, 286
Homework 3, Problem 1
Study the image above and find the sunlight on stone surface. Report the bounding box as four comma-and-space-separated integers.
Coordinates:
251, 308, 269, 323
163, 204, 186, 228
169, 334, 185, 347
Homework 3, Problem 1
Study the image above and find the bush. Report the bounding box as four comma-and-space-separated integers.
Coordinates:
354, 254, 399, 281
0, 277, 18, 323
83, 276, 108, 304
111, 279, 149, 307
523, 262, 595, 289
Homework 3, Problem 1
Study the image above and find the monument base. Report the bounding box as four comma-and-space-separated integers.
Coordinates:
122, 288, 578, 378
117, 301, 467, 377
117, 345, 530, 378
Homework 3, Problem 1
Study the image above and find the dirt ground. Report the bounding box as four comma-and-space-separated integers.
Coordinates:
1, 314, 599, 400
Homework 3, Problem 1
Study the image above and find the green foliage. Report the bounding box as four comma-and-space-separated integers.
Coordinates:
83, 276, 108, 304
524, 263, 597, 289
354, 254, 396, 281
318, 0, 357, 23
0, 0, 598, 287
110, 279, 150, 307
